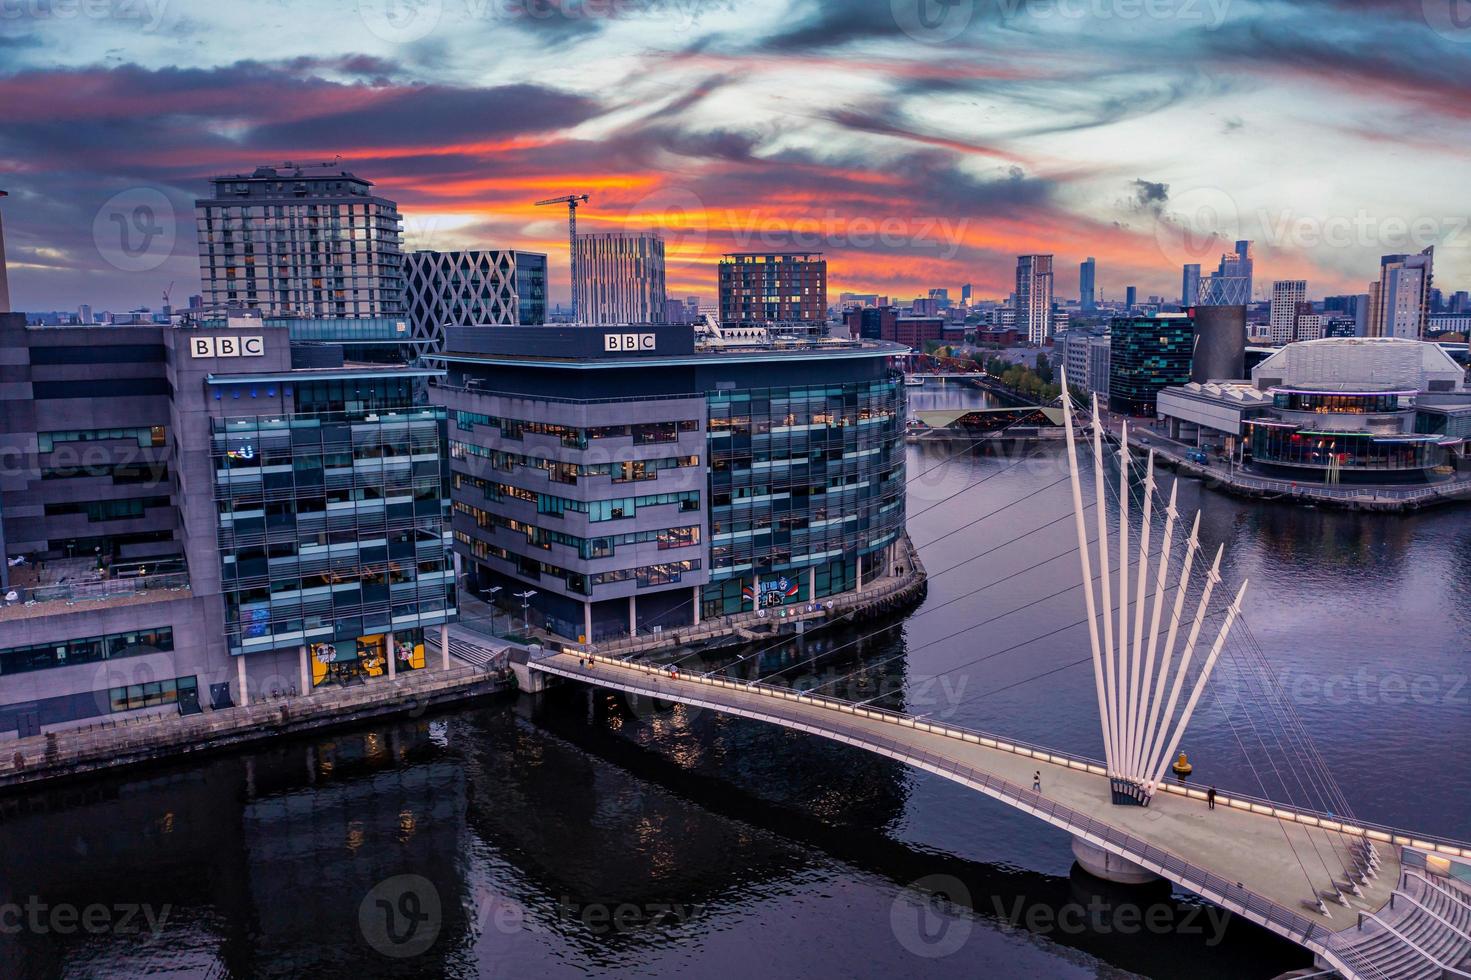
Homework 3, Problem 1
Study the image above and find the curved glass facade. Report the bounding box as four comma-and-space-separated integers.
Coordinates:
1270, 391, 1407, 414
1248, 423, 1447, 474
703, 375, 905, 617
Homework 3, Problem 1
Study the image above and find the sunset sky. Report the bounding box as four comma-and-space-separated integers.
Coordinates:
2, 0, 1468, 312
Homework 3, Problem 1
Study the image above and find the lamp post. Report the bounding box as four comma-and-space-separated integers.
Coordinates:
486, 585, 502, 633
515, 590, 537, 632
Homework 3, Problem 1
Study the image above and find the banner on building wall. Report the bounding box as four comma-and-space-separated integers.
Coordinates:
743, 576, 800, 608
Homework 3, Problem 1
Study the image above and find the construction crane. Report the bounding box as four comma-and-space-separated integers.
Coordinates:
535, 194, 590, 321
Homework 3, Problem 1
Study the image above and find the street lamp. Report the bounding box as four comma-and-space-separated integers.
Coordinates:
485, 585, 503, 632
515, 590, 537, 632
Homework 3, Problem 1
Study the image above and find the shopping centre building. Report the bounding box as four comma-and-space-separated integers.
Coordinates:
430, 326, 908, 642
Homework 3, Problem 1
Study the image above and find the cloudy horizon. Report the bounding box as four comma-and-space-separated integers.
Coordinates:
2, 0, 1468, 312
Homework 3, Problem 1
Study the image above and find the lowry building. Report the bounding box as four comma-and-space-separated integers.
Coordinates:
429, 326, 906, 642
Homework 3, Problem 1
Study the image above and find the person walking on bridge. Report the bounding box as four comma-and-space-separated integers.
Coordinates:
1033, 771, 1042, 793
1207, 787, 1217, 810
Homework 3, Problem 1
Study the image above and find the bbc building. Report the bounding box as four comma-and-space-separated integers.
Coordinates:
0, 313, 455, 737
430, 325, 907, 642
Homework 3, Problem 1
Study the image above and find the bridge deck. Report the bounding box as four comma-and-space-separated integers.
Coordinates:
534, 652, 1401, 941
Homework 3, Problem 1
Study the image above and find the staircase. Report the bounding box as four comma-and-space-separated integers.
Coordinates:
426, 625, 512, 673
1329, 870, 1471, 980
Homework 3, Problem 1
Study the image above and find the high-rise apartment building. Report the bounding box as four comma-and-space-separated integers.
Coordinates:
1269, 280, 1308, 345
1367, 247, 1434, 339
1079, 258, 1096, 311
1015, 254, 1055, 343
1125, 285, 1138, 310
1181, 264, 1201, 307
404, 249, 547, 358
195, 165, 405, 317
573, 232, 667, 326
718, 252, 827, 332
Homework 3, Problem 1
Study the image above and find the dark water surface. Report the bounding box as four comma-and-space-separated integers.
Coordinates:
2, 384, 1467, 979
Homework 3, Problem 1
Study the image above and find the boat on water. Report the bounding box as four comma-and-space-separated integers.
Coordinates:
904, 375, 925, 387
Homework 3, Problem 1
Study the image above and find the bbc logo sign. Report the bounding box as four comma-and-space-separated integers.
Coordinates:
604, 333, 657, 353
190, 335, 265, 358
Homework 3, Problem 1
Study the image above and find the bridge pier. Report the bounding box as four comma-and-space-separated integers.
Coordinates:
1070, 837, 1161, 885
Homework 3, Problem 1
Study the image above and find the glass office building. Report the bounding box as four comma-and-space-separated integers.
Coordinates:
432, 325, 906, 641
1109, 312, 1196, 416
211, 385, 455, 680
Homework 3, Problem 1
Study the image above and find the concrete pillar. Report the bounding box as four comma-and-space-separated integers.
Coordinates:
583, 602, 593, 645
1070, 837, 1160, 884
386, 633, 397, 680
856, 555, 864, 593
628, 595, 637, 637
691, 586, 701, 626
236, 655, 249, 708
440, 622, 450, 670
807, 566, 816, 603
298, 645, 310, 696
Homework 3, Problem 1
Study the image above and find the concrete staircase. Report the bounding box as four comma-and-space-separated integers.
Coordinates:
1329, 871, 1471, 979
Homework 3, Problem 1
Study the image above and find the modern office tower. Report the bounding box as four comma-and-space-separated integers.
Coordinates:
403, 249, 548, 359
1125, 285, 1138, 310
1109, 312, 1195, 415
1269, 280, 1308, 345
1367, 247, 1435, 339
1325, 293, 1371, 336
195, 165, 405, 317
1182, 264, 1201, 306
1452, 291, 1469, 314
573, 232, 667, 326
1079, 258, 1096, 311
77, 305, 92, 326
1015, 254, 1055, 343
718, 252, 827, 333
960, 283, 973, 306
1088, 334, 1112, 398
1221, 240, 1253, 298
0, 313, 454, 736
431, 326, 906, 641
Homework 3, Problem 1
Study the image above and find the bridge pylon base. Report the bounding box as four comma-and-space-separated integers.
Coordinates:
1070, 837, 1161, 885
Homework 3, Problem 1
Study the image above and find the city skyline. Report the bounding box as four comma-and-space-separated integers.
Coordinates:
1, 0, 1468, 311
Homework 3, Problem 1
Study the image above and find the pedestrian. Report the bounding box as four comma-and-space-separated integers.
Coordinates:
579, 657, 585, 669
1032, 771, 1042, 793
1207, 787, 1217, 810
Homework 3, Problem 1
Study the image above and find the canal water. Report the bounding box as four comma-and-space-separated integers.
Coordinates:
2, 383, 1468, 979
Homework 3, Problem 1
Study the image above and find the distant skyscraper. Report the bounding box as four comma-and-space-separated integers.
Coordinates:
77, 304, 92, 325
0, 189, 13, 314
195, 165, 404, 317
404, 249, 548, 358
1181, 264, 1201, 307
1209, 240, 1254, 302
574, 232, 667, 325
718, 252, 827, 331
1324, 294, 1370, 337
961, 283, 973, 306
1015, 254, 1055, 343
1269, 280, 1307, 345
1079, 258, 1096, 311
1366, 247, 1434, 339
1125, 285, 1138, 310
